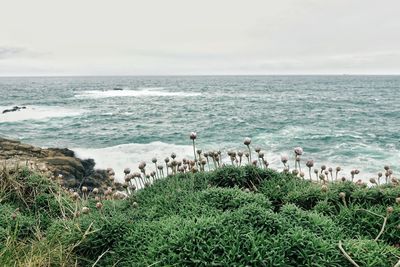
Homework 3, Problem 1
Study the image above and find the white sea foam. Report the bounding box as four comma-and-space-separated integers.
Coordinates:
0, 106, 84, 123
73, 141, 194, 182
74, 89, 200, 99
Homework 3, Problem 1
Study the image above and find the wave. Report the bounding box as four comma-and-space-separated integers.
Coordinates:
73, 141, 194, 182
0, 106, 84, 123
74, 89, 201, 99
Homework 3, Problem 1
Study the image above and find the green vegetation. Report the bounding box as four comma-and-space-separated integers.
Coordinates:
1, 165, 399, 266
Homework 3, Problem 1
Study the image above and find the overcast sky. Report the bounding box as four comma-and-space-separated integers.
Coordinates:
1, 0, 400, 76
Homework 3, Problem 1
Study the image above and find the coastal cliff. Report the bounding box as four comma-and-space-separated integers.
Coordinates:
0, 137, 115, 190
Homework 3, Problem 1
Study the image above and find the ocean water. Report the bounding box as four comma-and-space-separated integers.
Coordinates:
0, 76, 399, 181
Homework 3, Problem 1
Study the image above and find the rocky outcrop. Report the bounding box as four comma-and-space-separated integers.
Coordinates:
2, 106, 26, 114
0, 137, 119, 190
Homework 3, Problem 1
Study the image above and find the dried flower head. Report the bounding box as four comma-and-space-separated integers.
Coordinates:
244, 137, 251, 146
82, 186, 88, 193
370, 178, 377, 184
92, 188, 99, 195
294, 147, 303, 156
124, 168, 131, 174
306, 160, 314, 168
281, 155, 289, 164
384, 165, 390, 171
82, 207, 90, 214
152, 158, 157, 163
138, 161, 146, 170
190, 132, 197, 140
339, 192, 346, 199
96, 202, 103, 209
171, 153, 177, 159
387, 206, 394, 214
164, 157, 170, 163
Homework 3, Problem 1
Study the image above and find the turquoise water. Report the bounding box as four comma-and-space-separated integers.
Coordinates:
0, 76, 399, 181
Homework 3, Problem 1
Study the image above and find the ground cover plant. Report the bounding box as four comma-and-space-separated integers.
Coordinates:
1, 134, 399, 266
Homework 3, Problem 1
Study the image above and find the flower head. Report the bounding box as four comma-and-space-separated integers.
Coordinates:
244, 137, 251, 146
190, 132, 197, 140
294, 147, 303, 156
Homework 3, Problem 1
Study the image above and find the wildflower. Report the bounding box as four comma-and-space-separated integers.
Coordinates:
255, 147, 261, 153
82, 186, 88, 193
82, 207, 90, 214
292, 169, 299, 176
72, 192, 79, 200
384, 165, 390, 171
190, 132, 197, 140
171, 152, 176, 159
294, 147, 303, 156
138, 161, 146, 170
244, 137, 252, 162
124, 168, 131, 175
335, 166, 341, 180
96, 202, 103, 209
341, 176, 346, 182
92, 188, 99, 195
190, 132, 198, 167
395, 197, 400, 205
132, 202, 139, 208
300, 171, 305, 179
370, 178, 377, 184
244, 137, 251, 146
164, 157, 170, 163
306, 160, 314, 180
387, 206, 394, 214
281, 155, 289, 166
339, 192, 346, 199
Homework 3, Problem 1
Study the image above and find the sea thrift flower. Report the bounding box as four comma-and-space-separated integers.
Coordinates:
387, 206, 394, 214
82, 207, 90, 214
244, 137, 252, 162
314, 168, 319, 180
395, 197, 400, 205
306, 160, 314, 180
294, 147, 303, 171
281, 155, 289, 169
294, 147, 303, 156
255, 147, 261, 153
320, 165, 326, 174
335, 166, 341, 180
300, 171, 305, 179
96, 202, 103, 210
370, 178, 377, 184
124, 168, 131, 175
190, 132, 198, 167
138, 161, 146, 172
92, 188, 99, 195
82, 186, 88, 193
171, 153, 176, 159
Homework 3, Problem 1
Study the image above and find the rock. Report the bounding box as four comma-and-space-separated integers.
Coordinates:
0, 137, 118, 191
2, 106, 26, 114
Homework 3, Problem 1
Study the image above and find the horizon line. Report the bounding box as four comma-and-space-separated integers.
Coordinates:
1, 73, 400, 78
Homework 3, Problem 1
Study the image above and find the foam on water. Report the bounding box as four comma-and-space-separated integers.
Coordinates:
74, 89, 201, 99
73, 141, 194, 181
0, 106, 85, 123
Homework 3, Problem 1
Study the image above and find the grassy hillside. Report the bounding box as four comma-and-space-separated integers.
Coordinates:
0, 165, 399, 266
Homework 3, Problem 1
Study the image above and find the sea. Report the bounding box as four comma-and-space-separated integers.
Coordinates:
0, 75, 399, 182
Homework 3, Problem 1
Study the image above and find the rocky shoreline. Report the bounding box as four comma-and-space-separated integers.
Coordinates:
0, 137, 118, 190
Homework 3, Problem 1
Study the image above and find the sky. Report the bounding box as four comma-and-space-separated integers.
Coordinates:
1, 0, 400, 76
